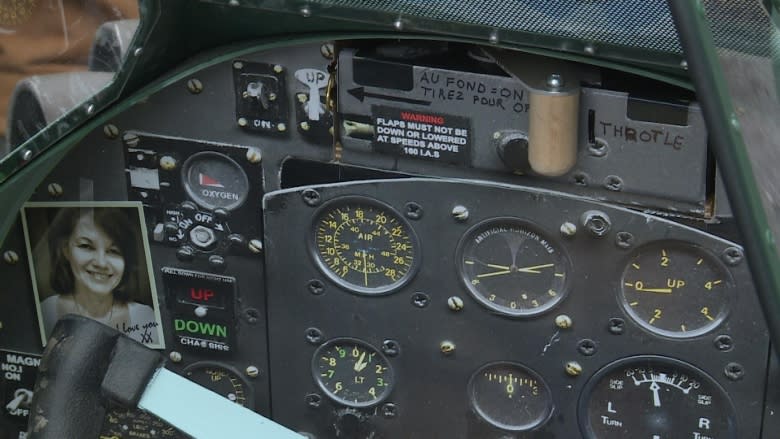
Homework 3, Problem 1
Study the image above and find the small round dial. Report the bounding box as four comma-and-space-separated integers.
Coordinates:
620, 242, 732, 337
469, 362, 553, 431
312, 198, 418, 294
312, 338, 393, 407
182, 152, 249, 211
184, 363, 250, 406
580, 356, 736, 438
457, 218, 569, 316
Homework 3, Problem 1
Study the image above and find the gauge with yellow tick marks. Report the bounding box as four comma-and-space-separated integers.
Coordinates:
312, 338, 394, 408
312, 197, 418, 295
457, 218, 570, 317
620, 242, 733, 338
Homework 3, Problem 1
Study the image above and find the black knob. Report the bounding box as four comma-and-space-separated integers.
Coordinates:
496, 135, 531, 173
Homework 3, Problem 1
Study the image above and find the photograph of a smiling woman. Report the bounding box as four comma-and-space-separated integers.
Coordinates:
22, 202, 164, 348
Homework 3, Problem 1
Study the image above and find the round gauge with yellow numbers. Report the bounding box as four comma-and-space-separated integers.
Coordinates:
312, 338, 394, 408
457, 218, 570, 317
468, 362, 553, 431
312, 197, 419, 295
620, 242, 733, 338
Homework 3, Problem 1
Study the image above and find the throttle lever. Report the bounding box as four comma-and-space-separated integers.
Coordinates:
27, 315, 302, 439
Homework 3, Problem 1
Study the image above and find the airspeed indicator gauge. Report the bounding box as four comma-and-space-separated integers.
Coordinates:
312, 197, 418, 295
457, 218, 569, 317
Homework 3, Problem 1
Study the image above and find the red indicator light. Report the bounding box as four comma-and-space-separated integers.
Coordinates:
190, 287, 216, 302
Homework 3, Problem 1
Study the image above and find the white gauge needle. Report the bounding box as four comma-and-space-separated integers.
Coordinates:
649, 382, 662, 407
354, 352, 368, 372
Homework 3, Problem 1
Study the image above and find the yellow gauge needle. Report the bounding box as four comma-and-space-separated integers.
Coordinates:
362, 251, 368, 287
486, 263, 510, 270
515, 263, 555, 274
636, 287, 673, 294
354, 352, 368, 372
477, 270, 512, 278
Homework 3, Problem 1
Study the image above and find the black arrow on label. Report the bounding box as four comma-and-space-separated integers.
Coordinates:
347, 87, 431, 106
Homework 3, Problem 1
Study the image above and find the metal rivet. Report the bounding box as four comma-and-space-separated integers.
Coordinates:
577, 339, 597, 356
103, 124, 119, 139
47, 183, 63, 198
169, 351, 182, 363
159, 156, 177, 171
722, 247, 743, 266
268, 93, 277, 102
194, 306, 207, 318
411, 293, 429, 308
133, 47, 143, 57
555, 314, 572, 329
492, 131, 501, 140
447, 296, 464, 312
187, 78, 203, 94
584, 44, 596, 55
560, 222, 577, 237
302, 189, 321, 207
488, 30, 499, 44
724, 362, 744, 381
382, 340, 401, 357
277, 123, 287, 132
565, 361, 582, 376
393, 18, 403, 30
405, 202, 423, 220
246, 147, 262, 164
20, 149, 33, 161
299, 6, 312, 17
615, 231, 634, 249
305, 393, 322, 408
297, 93, 308, 103
547, 73, 564, 89
680, 59, 688, 70
248, 239, 263, 254
381, 403, 397, 418
3, 251, 19, 265
273, 65, 284, 74
245, 365, 260, 378
439, 341, 455, 355
608, 318, 625, 335
305, 327, 323, 344
451, 205, 469, 222
233, 61, 244, 70
86, 103, 95, 114
238, 118, 248, 127
308, 279, 325, 295
714, 335, 733, 351
300, 121, 310, 131
321, 43, 335, 60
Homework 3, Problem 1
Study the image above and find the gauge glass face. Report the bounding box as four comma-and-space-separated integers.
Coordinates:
469, 362, 553, 431
620, 243, 732, 338
313, 198, 418, 294
182, 151, 250, 210
458, 218, 568, 316
580, 356, 735, 439
312, 338, 393, 407
184, 363, 250, 406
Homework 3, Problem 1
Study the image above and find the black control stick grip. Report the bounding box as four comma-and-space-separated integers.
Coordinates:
27, 315, 163, 438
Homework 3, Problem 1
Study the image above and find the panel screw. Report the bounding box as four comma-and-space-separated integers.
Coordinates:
714, 335, 733, 351
299, 6, 312, 17
615, 232, 634, 249
584, 44, 596, 55
405, 202, 423, 220
680, 59, 689, 70
47, 183, 63, 198
122, 132, 140, 148
320, 43, 335, 60
547, 73, 564, 89
300, 121, 310, 131
268, 93, 277, 102
233, 61, 244, 70
577, 339, 597, 356
604, 175, 623, 192
238, 118, 248, 127
581, 210, 611, 237
555, 315, 572, 329
451, 205, 469, 222
447, 296, 464, 312
439, 340, 455, 355
186, 78, 203, 94
393, 18, 404, 30
488, 30, 499, 44
20, 149, 33, 161
492, 131, 501, 140
168, 351, 182, 363
724, 362, 744, 381
3, 251, 19, 265
589, 139, 608, 157
305, 393, 322, 408
381, 403, 397, 418
305, 327, 323, 344
248, 239, 263, 254
103, 124, 119, 139
302, 189, 321, 207
277, 123, 287, 132
411, 293, 429, 308
382, 340, 401, 357
86, 104, 95, 115
245, 365, 260, 378
133, 47, 143, 57
244, 308, 260, 325
273, 65, 284, 74
572, 172, 589, 186
246, 147, 262, 164
560, 222, 577, 237
159, 155, 177, 171
565, 361, 582, 377
608, 318, 625, 335
308, 279, 325, 295
722, 247, 743, 266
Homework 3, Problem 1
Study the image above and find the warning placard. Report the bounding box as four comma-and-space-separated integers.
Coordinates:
372, 106, 470, 165
0, 350, 39, 430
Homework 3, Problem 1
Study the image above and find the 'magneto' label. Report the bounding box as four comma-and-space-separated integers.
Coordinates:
372, 106, 470, 165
